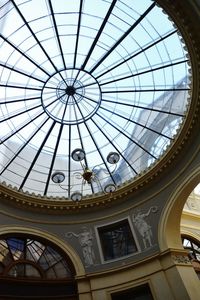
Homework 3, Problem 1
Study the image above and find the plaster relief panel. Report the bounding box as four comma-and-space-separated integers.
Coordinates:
132, 206, 158, 250
65, 226, 96, 267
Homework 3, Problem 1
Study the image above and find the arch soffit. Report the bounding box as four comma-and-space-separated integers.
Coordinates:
158, 166, 200, 252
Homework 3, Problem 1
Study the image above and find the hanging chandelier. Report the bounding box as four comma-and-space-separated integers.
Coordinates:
51, 149, 120, 201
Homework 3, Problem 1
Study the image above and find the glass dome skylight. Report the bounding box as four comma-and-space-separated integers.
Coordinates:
0, 0, 191, 199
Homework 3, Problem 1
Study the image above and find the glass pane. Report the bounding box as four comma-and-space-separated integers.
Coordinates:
8, 264, 24, 277
0, 240, 13, 266
25, 264, 41, 278
0, 236, 74, 279
7, 238, 24, 260
51, 260, 72, 278
8, 263, 41, 278
0, 0, 191, 199
182, 236, 200, 261
98, 219, 138, 261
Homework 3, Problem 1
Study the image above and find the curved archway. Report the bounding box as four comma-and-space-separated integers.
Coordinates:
0, 226, 86, 299
159, 166, 200, 252
0, 226, 84, 300
0, 226, 85, 277
181, 235, 200, 260
181, 230, 200, 243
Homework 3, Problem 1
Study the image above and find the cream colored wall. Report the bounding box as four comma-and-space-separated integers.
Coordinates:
181, 198, 200, 242
77, 250, 200, 300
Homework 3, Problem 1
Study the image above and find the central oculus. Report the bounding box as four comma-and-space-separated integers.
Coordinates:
41, 69, 101, 125
65, 86, 76, 96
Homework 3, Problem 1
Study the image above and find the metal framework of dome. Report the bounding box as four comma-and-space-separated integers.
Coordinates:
0, 0, 191, 200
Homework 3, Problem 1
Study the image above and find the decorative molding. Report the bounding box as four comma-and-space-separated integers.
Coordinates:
171, 254, 191, 265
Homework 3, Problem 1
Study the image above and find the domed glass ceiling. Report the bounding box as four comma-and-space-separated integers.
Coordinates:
0, 0, 191, 199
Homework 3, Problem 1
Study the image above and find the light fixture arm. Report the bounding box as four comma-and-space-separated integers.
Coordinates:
51, 149, 120, 201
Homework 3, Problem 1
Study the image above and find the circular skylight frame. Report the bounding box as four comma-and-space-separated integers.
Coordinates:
0, 0, 191, 201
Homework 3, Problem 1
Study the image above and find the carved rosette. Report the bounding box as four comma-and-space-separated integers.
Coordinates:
172, 255, 191, 265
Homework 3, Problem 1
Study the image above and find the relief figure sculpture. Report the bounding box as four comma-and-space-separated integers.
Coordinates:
66, 226, 95, 266
132, 206, 158, 249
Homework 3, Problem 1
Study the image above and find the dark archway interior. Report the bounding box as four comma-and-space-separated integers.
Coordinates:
0, 234, 78, 300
